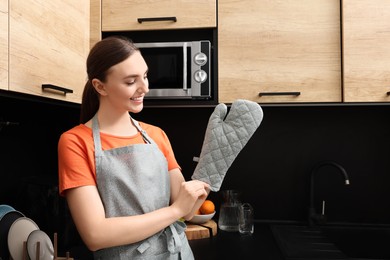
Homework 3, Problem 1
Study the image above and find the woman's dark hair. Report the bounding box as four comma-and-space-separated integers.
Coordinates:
80, 36, 139, 123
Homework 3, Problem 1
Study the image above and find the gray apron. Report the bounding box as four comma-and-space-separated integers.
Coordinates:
91, 114, 194, 260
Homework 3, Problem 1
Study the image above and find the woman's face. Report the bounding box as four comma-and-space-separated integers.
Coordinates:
100, 51, 149, 114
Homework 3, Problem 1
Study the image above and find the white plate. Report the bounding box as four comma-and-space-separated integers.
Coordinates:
7, 217, 39, 260
27, 230, 54, 260
188, 211, 216, 224
0, 211, 24, 260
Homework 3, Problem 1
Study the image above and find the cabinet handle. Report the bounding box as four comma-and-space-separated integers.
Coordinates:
42, 84, 73, 95
137, 17, 177, 23
387, 91, 390, 96
259, 92, 301, 97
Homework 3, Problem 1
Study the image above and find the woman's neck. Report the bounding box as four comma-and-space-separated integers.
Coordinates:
95, 110, 138, 137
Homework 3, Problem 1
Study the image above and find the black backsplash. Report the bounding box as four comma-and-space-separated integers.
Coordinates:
137, 104, 390, 225
1, 95, 390, 248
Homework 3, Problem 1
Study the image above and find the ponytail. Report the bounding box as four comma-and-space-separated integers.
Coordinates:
80, 80, 99, 123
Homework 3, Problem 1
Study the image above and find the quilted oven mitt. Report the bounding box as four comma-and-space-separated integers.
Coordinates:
192, 99, 263, 191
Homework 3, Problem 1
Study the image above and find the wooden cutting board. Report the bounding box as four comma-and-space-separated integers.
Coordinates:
185, 220, 217, 240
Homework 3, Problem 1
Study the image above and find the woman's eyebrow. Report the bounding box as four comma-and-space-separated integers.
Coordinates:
123, 69, 148, 79
123, 74, 137, 79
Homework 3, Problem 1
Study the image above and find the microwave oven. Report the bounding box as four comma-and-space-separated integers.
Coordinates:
134, 41, 211, 99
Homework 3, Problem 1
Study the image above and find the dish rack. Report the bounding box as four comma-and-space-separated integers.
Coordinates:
21, 233, 73, 260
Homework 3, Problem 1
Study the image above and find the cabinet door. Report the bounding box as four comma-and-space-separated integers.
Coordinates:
343, 0, 390, 102
90, 0, 102, 48
9, 0, 89, 103
0, 0, 7, 90
218, 0, 341, 103
102, 0, 216, 31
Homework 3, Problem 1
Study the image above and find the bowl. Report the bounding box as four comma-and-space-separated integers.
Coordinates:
188, 211, 215, 224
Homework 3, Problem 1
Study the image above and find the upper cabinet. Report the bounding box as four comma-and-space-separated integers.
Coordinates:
102, 0, 216, 31
0, 0, 7, 90
7, 0, 89, 104
218, 0, 342, 104
343, 0, 390, 102
4, 1, 388, 105
90, 0, 102, 48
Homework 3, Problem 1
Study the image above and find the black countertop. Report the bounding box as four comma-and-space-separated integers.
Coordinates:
63, 219, 390, 259
189, 223, 284, 260
190, 222, 390, 260
67, 221, 390, 259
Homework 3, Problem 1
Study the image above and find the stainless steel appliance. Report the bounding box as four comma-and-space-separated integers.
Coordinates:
134, 41, 211, 99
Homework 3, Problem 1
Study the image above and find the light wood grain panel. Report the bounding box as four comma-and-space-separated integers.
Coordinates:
218, 0, 341, 103
0, 0, 8, 90
343, 0, 390, 102
102, 0, 216, 31
9, 0, 89, 103
90, 0, 101, 48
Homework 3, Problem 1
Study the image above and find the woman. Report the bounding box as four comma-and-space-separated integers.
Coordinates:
58, 36, 210, 259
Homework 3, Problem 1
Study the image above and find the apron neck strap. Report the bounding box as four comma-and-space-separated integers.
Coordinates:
91, 114, 153, 154
92, 114, 103, 155
130, 117, 152, 144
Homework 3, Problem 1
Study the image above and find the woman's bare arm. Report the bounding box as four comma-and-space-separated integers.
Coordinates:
66, 178, 208, 251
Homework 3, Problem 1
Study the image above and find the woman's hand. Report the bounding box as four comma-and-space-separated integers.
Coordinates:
182, 183, 211, 221
169, 168, 210, 220
171, 180, 210, 219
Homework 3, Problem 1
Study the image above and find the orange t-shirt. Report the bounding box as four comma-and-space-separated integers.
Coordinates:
58, 122, 180, 196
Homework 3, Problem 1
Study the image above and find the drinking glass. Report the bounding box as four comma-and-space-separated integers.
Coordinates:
239, 203, 254, 235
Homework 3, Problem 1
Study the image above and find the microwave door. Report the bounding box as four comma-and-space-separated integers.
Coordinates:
134, 42, 191, 99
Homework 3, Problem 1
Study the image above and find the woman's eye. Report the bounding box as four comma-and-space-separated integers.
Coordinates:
126, 81, 135, 85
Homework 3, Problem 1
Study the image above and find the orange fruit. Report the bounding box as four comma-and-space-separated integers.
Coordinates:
199, 200, 215, 215
195, 208, 202, 215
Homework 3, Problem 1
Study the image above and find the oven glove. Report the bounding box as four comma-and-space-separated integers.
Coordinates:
191, 99, 263, 192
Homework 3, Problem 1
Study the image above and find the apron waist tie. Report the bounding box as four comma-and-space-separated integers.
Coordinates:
137, 221, 186, 254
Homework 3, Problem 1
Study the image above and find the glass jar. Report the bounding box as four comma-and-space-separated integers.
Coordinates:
218, 190, 241, 232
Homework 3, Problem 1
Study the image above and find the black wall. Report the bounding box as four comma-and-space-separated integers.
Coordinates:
137, 104, 390, 225
1, 95, 390, 244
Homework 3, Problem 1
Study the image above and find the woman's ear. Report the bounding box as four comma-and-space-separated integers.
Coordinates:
91, 79, 108, 96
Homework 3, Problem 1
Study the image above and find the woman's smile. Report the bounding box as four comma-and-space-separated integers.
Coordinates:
130, 96, 144, 102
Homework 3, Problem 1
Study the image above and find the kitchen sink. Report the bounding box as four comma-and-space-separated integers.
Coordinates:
322, 225, 390, 259
270, 224, 390, 260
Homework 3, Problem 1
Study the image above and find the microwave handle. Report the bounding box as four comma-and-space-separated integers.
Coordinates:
183, 43, 188, 91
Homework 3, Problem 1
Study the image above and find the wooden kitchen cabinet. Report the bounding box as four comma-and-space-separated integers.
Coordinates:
343, 0, 390, 102
0, 0, 7, 90
8, 0, 89, 103
102, 0, 216, 31
90, 0, 102, 48
218, 0, 342, 104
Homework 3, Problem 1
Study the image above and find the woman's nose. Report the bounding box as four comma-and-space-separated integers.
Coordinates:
138, 78, 149, 93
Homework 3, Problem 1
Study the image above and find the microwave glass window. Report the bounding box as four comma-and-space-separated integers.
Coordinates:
140, 47, 191, 89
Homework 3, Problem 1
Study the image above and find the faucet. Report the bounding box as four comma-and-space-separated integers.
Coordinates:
308, 161, 350, 226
